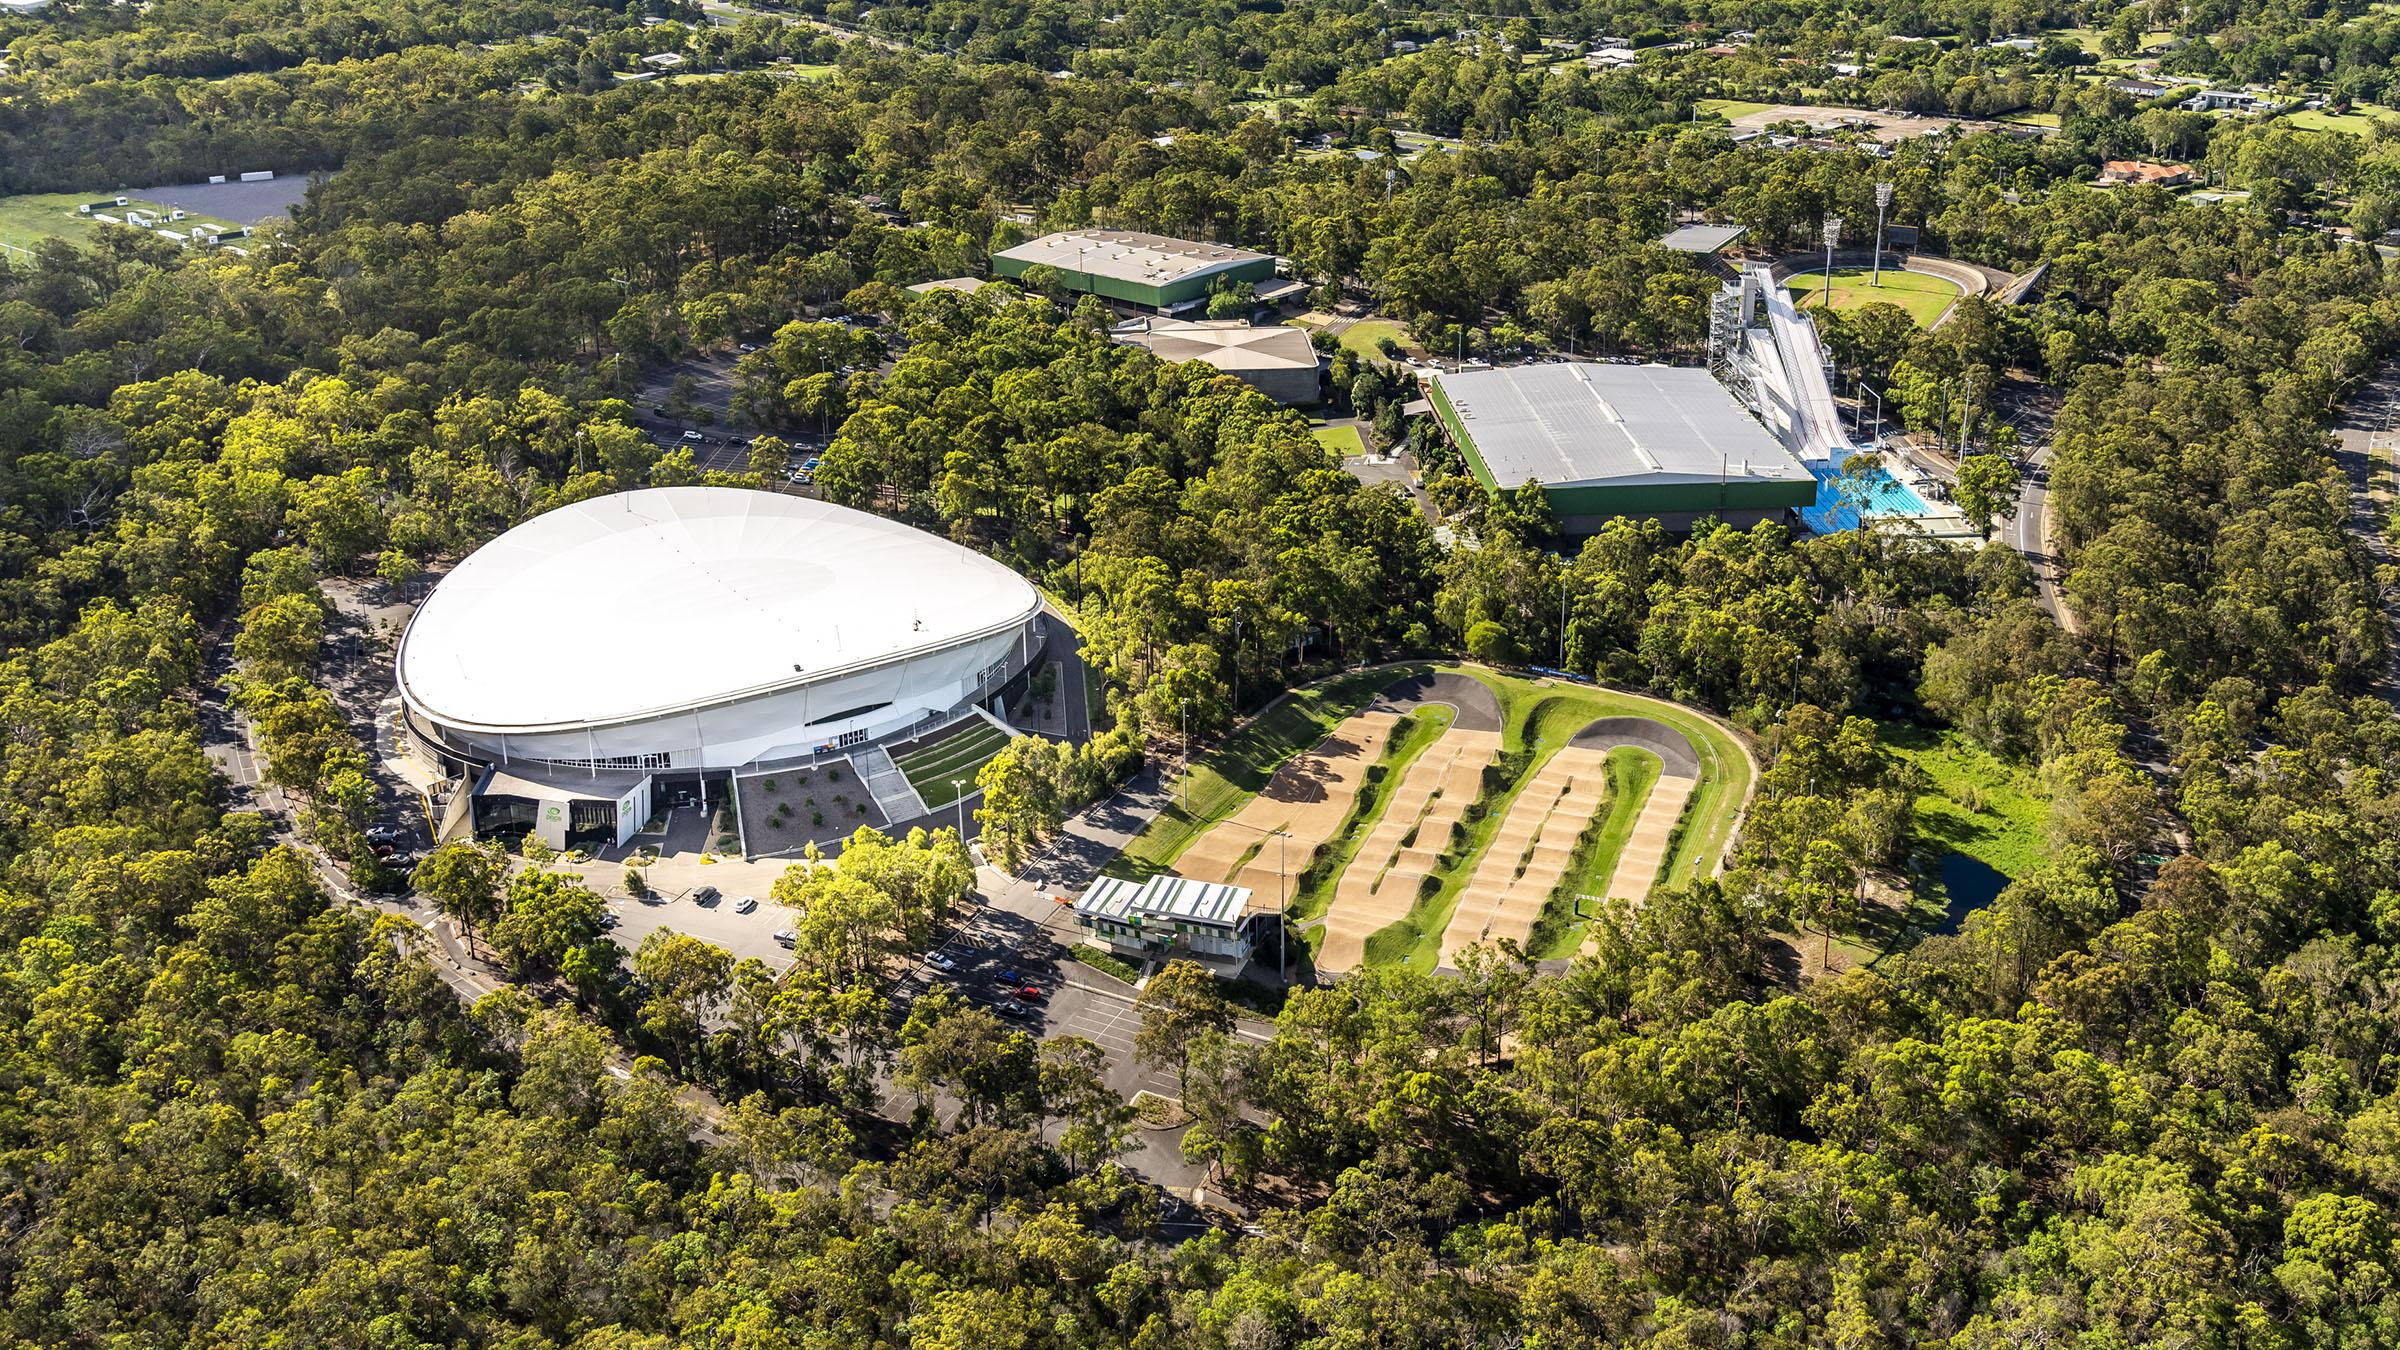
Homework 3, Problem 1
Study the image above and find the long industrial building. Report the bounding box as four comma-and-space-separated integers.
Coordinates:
1424, 362, 1817, 532
992, 229, 1282, 312
396, 488, 1043, 848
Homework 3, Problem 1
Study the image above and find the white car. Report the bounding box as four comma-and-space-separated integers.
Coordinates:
681, 430, 704, 442
734, 895, 758, 914
924, 952, 957, 971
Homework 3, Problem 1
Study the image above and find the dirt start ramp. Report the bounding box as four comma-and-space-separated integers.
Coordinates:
1435, 745, 1614, 966
1315, 725, 1502, 973
1173, 709, 1401, 903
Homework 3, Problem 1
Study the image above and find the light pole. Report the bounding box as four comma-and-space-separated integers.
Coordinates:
953, 778, 966, 838
1179, 698, 1190, 815
1871, 182, 1892, 286
1557, 574, 1569, 670
1820, 214, 1843, 310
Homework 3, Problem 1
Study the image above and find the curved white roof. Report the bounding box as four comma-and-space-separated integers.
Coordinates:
397, 488, 1040, 733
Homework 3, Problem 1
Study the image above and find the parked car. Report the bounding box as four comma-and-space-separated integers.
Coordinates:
691, 885, 721, 906
734, 895, 758, 914
364, 824, 398, 845
772, 930, 798, 948
925, 952, 957, 971
993, 1002, 1030, 1020
999, 968, 1025, 984
681, 429, 704, 442
1012, 985, 1044, 1002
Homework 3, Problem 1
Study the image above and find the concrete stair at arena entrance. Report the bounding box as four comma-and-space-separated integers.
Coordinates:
1436, 747, 1613, 968
1171, 710, 1401, 909
1314, 726, 1501, 974
854, 745, 929, 823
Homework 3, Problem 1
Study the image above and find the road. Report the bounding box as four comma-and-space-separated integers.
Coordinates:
2004, 442, 2065, 622
2332, 358, 2400, 695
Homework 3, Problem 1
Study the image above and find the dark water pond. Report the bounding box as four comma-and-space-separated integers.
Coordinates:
1932, 852, 2010, 936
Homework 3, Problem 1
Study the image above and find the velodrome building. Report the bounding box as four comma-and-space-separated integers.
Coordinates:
396, 487, 1043, 848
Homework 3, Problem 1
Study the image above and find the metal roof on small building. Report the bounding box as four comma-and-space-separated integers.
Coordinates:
1074, 874, 1253, 929
1657, 223, 1749, 255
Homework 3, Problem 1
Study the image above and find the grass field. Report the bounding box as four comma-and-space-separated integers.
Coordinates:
2287, 104, 2400, 134
1786, 268, 1961, 327
897, 722, 1015, 807
1695, 98, 1775, 120
1311, 423, 1370, 456
0, 192, 245, 257
1999, 110, 2062, 128
1882, 723, 2049, 879
1333, 318, 1408, 361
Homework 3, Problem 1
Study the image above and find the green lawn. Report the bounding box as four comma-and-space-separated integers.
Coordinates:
1786, 268, 1962, 327
1881, 724, 2048, 880
2287, 104, 2400, 135
897, 723, 1015, 807
1108, 665, 1420, 880
1695, 98, 1775, 120
1999, 110, 2062, 127
0, 192, 245, 257
1311, 423, 1370, 457
1333, 318, 1409, 361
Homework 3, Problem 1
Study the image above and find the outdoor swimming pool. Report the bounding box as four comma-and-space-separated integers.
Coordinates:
1800, 458, 1932, 533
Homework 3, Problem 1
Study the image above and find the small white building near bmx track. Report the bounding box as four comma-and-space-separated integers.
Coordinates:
396, 486, 1043, 849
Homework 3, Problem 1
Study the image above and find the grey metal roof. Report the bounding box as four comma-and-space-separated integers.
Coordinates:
1431, 363, 1812, 489
994, 230, 1269, 288
1657, 223, 1749, 254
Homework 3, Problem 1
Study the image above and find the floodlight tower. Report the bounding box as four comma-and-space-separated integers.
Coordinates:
1820, 214, 1843, 309
1871, 182, 1894, 286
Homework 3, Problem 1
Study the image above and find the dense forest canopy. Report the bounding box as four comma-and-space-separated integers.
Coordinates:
3, 0, 2400, 1340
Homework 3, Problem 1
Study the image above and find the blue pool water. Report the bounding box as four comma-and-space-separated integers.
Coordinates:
1801, 460, 1932, 533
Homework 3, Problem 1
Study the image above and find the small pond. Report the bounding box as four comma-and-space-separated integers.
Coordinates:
1931, 852, 2010, 936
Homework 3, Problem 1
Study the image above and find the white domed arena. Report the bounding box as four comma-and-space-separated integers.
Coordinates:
396, 487, 1044, 849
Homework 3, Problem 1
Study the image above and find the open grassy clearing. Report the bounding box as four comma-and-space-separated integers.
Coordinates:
1695, 98, 1775, 120
1108, 664, 1420, 880
898, 722, 1014, 806
0, 192, 244, 256
1881, 722, 2048, 879
1332, 318, 1408, 361
1311, 423, 1370, 456
1786, 268, 1960, 327
1999, 110, 2062, 127
2287, 104, 2400, 134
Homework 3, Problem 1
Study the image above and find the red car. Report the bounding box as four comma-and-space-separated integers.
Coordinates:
1012, 985, 1045, 1003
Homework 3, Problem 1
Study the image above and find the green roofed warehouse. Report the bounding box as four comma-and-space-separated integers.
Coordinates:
992, 229, 1280, 313
1425, 362, 1817, 533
